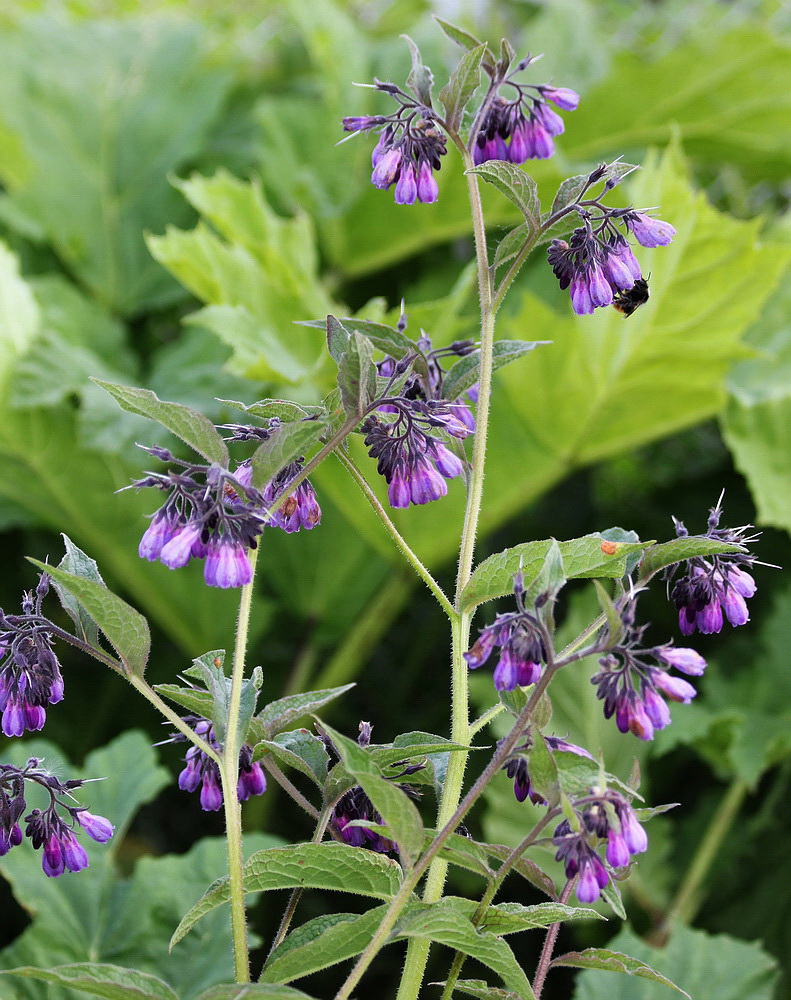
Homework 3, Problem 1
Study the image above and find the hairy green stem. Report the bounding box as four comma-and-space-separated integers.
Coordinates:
336, 449, 454, 619
335, 666, 560, 1000
439, 812, 558, 1000
663, 777, 748, 927
126, 674, 220, 764
218, 546, 260, 984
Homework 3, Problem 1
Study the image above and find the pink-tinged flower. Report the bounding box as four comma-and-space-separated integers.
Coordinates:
160, 524, 204, 569
394, 163, 418, 205
540, 86, 580, 110
625, 212, 676, 247
657, 646, 707, 676
138, 509, 182, 561
76, 811, 114, 843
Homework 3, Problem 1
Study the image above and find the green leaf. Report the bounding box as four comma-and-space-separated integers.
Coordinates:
325, 315, 350, 365
558, 948, 688, 994
565, 28, 791, 183
0, 965, 178, 1000
481, 901, 603, 935
467, 162, 540, 227
170, 843, 403, 947
218, 398, 325, 423
257, 730, 330, 786
196, 988, 315, 1000
493, 223, 530, 272
249, 418, 328, 489
434, 832, 495, 879
394, 897, 535, 997
439, 44, 486, 131
463, 535, 648, 611
305, 316, 429, 375
637, 536, 746, 581
572, 924, 778, 1000
337, 330, 377, 419
93, 381, 229, 466
154, 684, 214, 719
54, 534, 104, 648
524, 730, 560, 807
255, 684, 356, 739
148, 170, 335, 384
197, 987, 315, 1000
0, 241, 40, 393
450, 980, 524, 1000
402, 35, 434, 106
433, 17, 495, 70
184, 651, 259, 748
320, 722, 425, 868
722, 259, 791, 532
0, 20, 233, 315
261, 906, 388, 984
442, 340, 545, 403
28, 560, 150, 677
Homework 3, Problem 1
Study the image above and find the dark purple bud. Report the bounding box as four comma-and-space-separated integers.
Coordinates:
200, 769, 224, 812
61, 830, 90, 873
42, 834, 65, 878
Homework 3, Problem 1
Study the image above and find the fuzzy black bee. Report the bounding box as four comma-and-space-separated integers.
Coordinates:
613, 277, 650, 317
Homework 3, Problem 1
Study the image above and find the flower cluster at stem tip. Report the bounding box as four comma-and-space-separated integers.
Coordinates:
553, 787, 648, 903
170, 716, 267, 812
0, 758, 113, 877
0, 574, 64, 737
364, 332, 478, 508
132, 419, 322, 589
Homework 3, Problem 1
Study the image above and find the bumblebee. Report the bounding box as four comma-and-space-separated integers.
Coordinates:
613, 277, 650, 317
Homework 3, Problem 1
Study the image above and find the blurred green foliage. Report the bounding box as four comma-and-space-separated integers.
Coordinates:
0, 0, 788, 997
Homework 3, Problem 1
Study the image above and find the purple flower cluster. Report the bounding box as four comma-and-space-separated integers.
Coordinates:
343, 90, 447, 205
547, 208, 675, 317
332, 785, 393, 853
465, 574, 546, 691
592, 641, 706, 741
473, 83, 579, 165
136, 449, 264, 589
553, 788, 647, 903
0, 576, 64, 737
505, 735, 592, 805
176, 717, 267, 812
0, 758, 113, 877
670, 498, 759, 635
234, 458, 321, 533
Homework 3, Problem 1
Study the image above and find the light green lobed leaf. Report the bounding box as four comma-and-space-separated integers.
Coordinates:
169, 843, 403, 948
0, 20, 233, 315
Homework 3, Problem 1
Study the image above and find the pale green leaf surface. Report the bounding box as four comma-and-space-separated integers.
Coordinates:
449, 980, 524, 1000
556, 948, 688, 996
196, 988, 315, 1000
256, 685, 357, 738
572, 925, 778, 1000
0, 240, 39, 391
0, 19, 233, 314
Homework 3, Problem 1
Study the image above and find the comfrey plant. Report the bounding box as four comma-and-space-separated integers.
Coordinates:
0, 20, 768, 1000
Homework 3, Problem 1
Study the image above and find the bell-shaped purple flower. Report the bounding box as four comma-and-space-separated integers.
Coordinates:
625, 213, 676, 247
75, 810, 114, 843
160, 524, 204, 570
204, 540, 253, 588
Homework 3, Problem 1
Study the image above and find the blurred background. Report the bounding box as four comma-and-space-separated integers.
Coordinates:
0, 0, 788, 997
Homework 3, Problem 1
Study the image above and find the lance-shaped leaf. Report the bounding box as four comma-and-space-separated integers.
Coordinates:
253, 684, 356, 740
326, 315, 350, 364
402, 35, 434, 106
184, 650, 260, 747
463, 535, 649, 611
154, 683, 214, 719
28, 560, 149, 677
493, 222, 530, 272
440, 44, 486, 131
197, 987, 316, 1000
261, 905, 390, 984
170, 843, 403, 947
249, 418, 328, 489
54, 534, 104, 648
337, 330, 377, 420
551, 948, 690, 996
92, 380, 228, 465
524, 729, 560, 807
320, 722, 425, 868
442, 340, 545, 403
434, 17, 496, 72
449, 980, 524, 1000
638, 535, 746, 581
394, 897, 535, 997
256, 729, 330, 786
218, 397, 326, 422
467, 162, 540, 227
0, 964, 179, 1000
480, 901, 603, 935
302, 317, 429, 376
